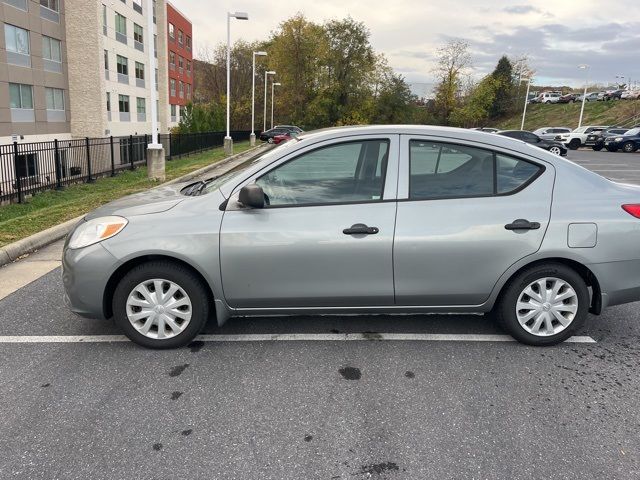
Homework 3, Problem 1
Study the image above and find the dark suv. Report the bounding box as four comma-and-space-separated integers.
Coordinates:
587, 128, 629, 151
497, 130, 567, 156
603, 127, 640, 152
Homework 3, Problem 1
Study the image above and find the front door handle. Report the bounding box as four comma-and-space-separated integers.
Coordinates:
505, 219, 541, 231
343, 223, 379, 235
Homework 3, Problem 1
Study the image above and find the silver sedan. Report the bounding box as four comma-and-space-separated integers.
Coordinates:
62, 126, 640, 348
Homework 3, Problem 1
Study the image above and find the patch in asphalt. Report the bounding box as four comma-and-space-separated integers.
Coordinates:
169, 364, 189, 377
359, 462, 400, 476
404, 371, 415, 379
188, 340, 205, 352
339, 366, 361, 380
170, 391, 183, 400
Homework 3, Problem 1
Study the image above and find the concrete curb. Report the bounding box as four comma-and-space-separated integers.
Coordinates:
0, 144, 268, 268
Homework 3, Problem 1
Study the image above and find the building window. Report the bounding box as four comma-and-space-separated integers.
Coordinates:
168, 22, 175, 39
186, 35, 191, 50
178, 30, 183, 45
5, 24, 30, 56
117, 55, 129, 75
16, 153, 38, 178
153, 34, 157, 57
9, 83, 33, 109
135, 61, 144, 80
186, 60, 191, 72
186, 83, 191, 100
155, 68, 158, 90
134, 23, 143, 43
179, 81, 184, 98
45, 87, 64, 110
171, 104, 176, 117
169, 51, 175, 68
136, 97, 145, 114
106, 92, 111, 112
102, 4, 107, 33
104, 50, 109, 70
40, 0, 58, 11
170, 79, 176, 96
178, 56, 183, 69
119, 94, 130, 112
42, 36, 62, 62
115, 13, 127, 43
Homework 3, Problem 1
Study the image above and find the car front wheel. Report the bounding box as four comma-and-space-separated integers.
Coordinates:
113, 261, 210, 349
568, 139, 581, 150
622, 142, 637, 153
496, 263, 589, 346
549, 146, 562, 155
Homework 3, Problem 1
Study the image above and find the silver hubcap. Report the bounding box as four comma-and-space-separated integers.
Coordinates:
516, 277, 578, 336
126, 279, 192, 340
550, 147, 561, 155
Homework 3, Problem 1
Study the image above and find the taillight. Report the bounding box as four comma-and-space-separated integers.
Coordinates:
622, 204, 640, 218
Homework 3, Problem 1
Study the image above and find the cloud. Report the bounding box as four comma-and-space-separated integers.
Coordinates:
503, 5, 541, 14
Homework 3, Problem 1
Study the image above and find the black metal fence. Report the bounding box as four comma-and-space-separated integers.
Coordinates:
0, 131, 251, 204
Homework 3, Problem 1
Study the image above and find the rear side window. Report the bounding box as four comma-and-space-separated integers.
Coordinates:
409, 141, 542, 200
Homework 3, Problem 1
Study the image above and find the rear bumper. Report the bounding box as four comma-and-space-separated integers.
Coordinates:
62, 243, 117, 320
589, 260, 640, 309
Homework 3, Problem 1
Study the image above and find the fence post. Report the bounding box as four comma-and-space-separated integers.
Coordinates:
144, 134, 148, 164
168, 133, 172, 160
54, 139, 63, 190
85, 137, 94, 183
129, 134, 135, 170
12, 141, 23, 204
109, 136, 116, 176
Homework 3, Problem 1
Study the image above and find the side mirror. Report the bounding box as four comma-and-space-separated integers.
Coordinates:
238, 184, 265, 209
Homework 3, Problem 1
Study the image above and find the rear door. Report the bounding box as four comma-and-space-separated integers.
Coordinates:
393, 136, 554, 306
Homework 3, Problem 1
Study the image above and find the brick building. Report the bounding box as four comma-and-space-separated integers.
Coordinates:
165, 1, 191, 129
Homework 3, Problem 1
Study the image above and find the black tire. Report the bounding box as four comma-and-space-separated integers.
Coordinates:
112, 260, 210, 349
267, 137, 274, 144
592, 145, 603, 151
568, 139, 581, 150
496, 263, 589, 346
622, 142, 637, 153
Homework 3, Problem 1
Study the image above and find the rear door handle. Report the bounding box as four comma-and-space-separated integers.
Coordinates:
343, 223, 379, 235
505, 219, 541, 231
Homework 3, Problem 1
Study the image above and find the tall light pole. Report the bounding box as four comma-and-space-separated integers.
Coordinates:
250, 51, 267, 146
263, 70, 275, 132
146, 0, 158, 146
224, 11, 249, 156
520, 78, 531, 130
578, 64, 589, 128
271, 82, 281, 129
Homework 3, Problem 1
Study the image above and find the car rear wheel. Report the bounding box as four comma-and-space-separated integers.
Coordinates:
113, 261, 210, 349
568, 139, 581, 150
496, 263, 589, 346
622, 142, 637, 153
549, 146, 562, 155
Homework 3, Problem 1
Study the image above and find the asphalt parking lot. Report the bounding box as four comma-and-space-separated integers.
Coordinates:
1, 149, 639, 479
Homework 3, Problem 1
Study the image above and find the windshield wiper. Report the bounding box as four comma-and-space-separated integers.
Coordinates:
183, 176, 219, 196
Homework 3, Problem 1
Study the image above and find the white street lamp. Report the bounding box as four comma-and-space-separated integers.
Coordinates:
250, 51, 267, 146
520, 78, 531, 131
578, 64, 589, 129
225, 11, 249, 156
263, 70, 276, 132
271, 82, 281, 129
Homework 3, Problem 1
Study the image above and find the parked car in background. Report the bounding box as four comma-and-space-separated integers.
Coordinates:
558, 93, 578, 103
603, 127, 640, 152
533, 92, 562, 104
621, 90, 640, 100
587, 128, 629, 151
62, 125, 640, 348
497, 130, 567, 156
576, 92, 600, 102
603, 89, 625, 101
470, 127, 499, 133
259, 125, 303, 143
558, 126, 610, 149
272, 133, 293, 144
533, 127, 572, 141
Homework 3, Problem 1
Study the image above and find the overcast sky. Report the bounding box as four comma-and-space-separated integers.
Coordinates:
170, 0, 640, 88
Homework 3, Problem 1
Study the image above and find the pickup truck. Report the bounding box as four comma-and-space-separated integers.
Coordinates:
557, 125, 610, 150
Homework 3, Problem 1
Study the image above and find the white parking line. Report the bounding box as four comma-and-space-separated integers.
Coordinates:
0, 333, 597, 343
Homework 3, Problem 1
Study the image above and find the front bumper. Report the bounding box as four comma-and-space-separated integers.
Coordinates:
62, 242, 118, 319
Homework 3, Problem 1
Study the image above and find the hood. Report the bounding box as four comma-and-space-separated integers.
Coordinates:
86, 183, 187, 220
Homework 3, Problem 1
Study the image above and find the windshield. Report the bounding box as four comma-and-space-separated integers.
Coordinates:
625, 128, 640, 136
573, 127, 587, 133
202, 140, 300, 195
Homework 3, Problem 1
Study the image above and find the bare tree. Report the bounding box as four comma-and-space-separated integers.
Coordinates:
432, 39, 472, 124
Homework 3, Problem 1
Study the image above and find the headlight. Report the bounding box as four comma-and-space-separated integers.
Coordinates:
614, 137, 624, 142
68, 216, 128, 249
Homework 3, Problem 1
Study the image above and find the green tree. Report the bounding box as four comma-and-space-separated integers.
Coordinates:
432, 40, 471, 125
450, 75, 500, 127
489, 55, 515, 119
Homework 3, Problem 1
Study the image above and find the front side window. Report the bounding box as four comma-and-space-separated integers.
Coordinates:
117, 55, 128, 75
119, 94, 130, 112
256, 140, 389, 207
43, 36, 61, 62
9, 83, 33, 109
409, 140, 541, 200
115, 13, 127, 35
45, 87, 64, 110
5, 24, 30, 55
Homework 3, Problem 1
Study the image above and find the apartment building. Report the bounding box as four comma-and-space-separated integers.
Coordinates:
0, 0, 71, 144
65, 0, 169, 138
166, 1, 191, 129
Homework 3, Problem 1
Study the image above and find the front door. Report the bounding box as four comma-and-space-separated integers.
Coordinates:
220, 136, 399, 309
393, 136, 554, 306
